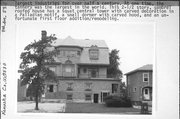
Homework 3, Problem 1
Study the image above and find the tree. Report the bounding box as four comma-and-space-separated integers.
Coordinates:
107, 49, 123, 79
19, 31, 58, 110
119, 81, 127, 97
107, 49, 128, 97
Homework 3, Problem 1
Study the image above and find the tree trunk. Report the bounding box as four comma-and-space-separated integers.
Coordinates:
35, 90, 39, 110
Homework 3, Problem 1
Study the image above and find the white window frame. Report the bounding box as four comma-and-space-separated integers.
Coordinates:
143, 73, 149, 82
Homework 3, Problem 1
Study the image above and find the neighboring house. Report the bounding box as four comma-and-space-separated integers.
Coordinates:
43, 32, 121, 103
125, 64, 153, 105
17, 79, 27, 101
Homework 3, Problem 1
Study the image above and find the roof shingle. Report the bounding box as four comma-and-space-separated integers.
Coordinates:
125, 64, 153, 75
53, 36, 108, 48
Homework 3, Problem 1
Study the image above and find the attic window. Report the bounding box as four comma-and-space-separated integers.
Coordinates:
89, 45, 99, 60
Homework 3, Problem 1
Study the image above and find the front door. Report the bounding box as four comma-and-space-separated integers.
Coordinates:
143, 88, 150, 100
101, 92, 109, 102
94, 94, 99, 103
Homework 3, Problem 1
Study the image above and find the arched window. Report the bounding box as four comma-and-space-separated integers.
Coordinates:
63, 60, 75, 77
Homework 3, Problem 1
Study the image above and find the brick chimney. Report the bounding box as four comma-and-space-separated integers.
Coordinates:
41, 30, 47, 40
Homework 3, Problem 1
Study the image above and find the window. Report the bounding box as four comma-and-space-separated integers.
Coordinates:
64, 51, 77, 57
77, 51, 81, 56
83, 68, 87, 73
58, 50, 63, 57
144, 88, 148, 94
133, 87, 137, 92
89, 50, 99, 60
67, 83, 73, 91
112, 84, 118, 93
49, 67, 56, 72
91, 70, 96, 77
67, 94, 73, 100
89, 45, 99, 60
143, 73, 149, 82
65, 65, 72, 72
88, 68, 98, 78
63, 50, 66, 56
85, 94, 92, 101
47, 85, 54, 92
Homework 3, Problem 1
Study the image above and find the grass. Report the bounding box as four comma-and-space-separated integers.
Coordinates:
65, 102, 141, 114
18, 101, 142, 114
17, 101, 66, 113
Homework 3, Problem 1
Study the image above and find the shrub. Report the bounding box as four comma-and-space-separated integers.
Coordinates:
104, 95, 132, 107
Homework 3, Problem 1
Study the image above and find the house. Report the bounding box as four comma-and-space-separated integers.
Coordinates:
17, 79, 27, 101
43, 31, 121, 103
125, 64, 153, 106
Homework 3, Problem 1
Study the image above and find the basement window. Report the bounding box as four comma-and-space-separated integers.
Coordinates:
85, 94, 92, 101
67, 94, 73, 100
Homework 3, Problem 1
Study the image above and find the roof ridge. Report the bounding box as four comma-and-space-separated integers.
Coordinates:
54, 36, 108, 48
125, 64, 153, 75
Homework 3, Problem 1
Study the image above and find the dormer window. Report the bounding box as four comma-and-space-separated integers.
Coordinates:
89, 45, 99, 60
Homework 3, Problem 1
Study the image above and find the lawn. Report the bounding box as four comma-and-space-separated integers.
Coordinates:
17, 101, 66, 113
17, 101, 141, 114
65, 102, 141, 114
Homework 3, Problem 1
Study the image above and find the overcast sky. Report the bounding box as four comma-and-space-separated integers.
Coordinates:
16, 22, 154, 81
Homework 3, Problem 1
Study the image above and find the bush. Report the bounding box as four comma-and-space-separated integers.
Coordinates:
104, 95, 132, 107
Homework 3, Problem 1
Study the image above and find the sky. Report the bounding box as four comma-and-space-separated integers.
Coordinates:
16, 22, 154, 81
